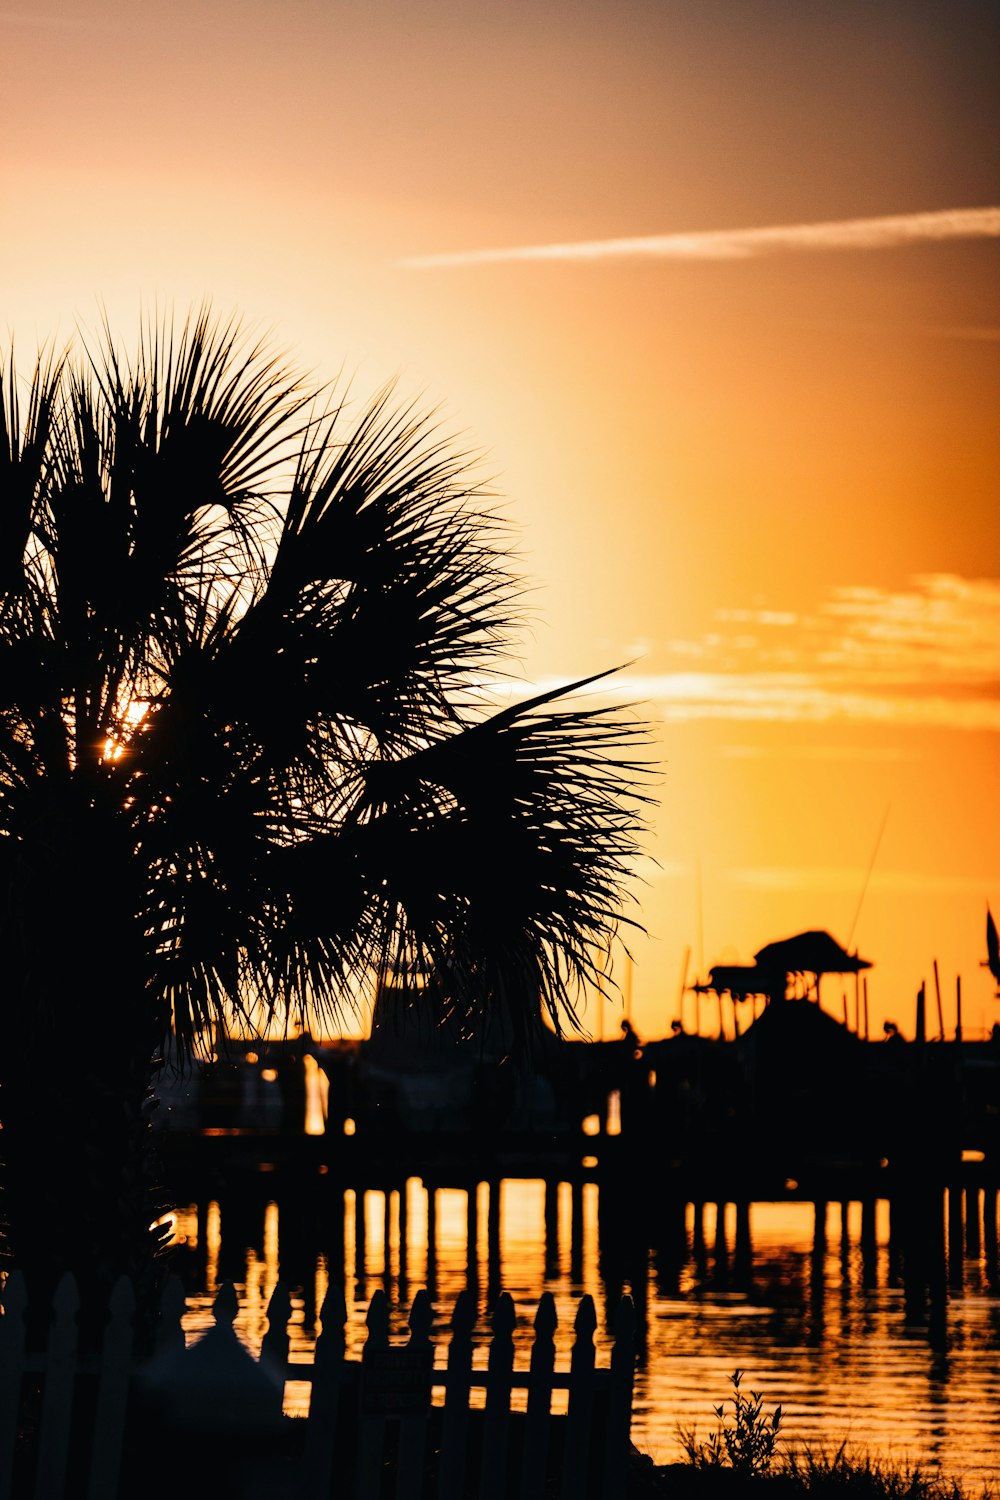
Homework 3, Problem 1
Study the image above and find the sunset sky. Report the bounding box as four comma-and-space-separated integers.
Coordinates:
3, 0, 998, 1040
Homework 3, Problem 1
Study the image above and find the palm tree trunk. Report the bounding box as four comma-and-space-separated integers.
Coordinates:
0, 999, 169, 1352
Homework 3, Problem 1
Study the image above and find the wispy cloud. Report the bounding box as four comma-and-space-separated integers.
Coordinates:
401, 206, 1000, 270
504, 574, 1000, 730
729, 865, 991, 897
532, 672, 998, 730
718, 744, 912, 763
920, 326, 1000, 342
0, 10, 107, 28
818, 575, 1000, 684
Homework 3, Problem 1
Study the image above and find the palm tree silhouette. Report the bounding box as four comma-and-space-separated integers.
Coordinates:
0, 308, 650, 1333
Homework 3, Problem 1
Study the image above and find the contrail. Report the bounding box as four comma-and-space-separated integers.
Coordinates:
400, 206, 1000, 270
0, 10, 109, 27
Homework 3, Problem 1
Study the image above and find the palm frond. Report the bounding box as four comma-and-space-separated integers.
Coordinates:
348, 680, 654, 1041
0, 309, 655, 1060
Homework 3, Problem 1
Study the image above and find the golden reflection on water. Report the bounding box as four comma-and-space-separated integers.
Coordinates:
173, 1179, 1000, 1487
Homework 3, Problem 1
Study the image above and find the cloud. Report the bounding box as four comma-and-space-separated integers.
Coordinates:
818, 575, 1000, 683
729, 865, 991, 897
718, 744, 912, 763
0, 10, 107, 27
920, 326, 1000, 342
499, 574, 1000, 730
400, 207, 1000, 270
498, 668, 999, 729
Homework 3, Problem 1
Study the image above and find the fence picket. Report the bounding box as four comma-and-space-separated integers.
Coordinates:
520, 1292, 556, 1500
261, 1281, 292, 1413
396, 1291, 433, 1500
86, 1276, 135, 1500
211, 1280, 239, 1328
0, 1272, 28, 1500
355, 1289, 390, 1500
2, 1273, 636, 1500
601, 1295, 636, 1500
298, 1282, 347, 1500
34, 1273, 79, 1500
155, 1274, 187, 1360
437, 1289, 475, 1500
561, 1295, 597, 1500
478, 1293, 515, 1500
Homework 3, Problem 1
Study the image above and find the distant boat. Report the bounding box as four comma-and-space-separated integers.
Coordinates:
700, 928, 872, 1006
985, 906, 1000, 991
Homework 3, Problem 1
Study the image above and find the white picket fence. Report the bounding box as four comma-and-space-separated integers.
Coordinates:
0, 1272, 636, 1500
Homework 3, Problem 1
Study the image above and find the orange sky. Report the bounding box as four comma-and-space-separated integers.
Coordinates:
3, 0, 998, 1039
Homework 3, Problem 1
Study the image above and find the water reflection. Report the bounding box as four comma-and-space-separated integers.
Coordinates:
167, 1179, 1000, 1487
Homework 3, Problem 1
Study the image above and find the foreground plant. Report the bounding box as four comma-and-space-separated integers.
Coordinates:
679, 1369, 783, 1478
0, 308, 651, 1337
676, 1376, 995, 1498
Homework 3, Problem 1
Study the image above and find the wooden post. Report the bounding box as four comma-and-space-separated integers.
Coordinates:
839, 1201, 851, 1270
398, 1179, 410, 1291
36, 1273, 79, 1500
299, 1283, 347, 1499
713, 1203, 730, 1289
955, 976, 963, 1043
601, 1297, 636, 1500
860, 1198, 877, 1286
887, 1194, 901, 1284
948, 1183, 965, 1289
427, 1185, 438, 1294
561, 1296, 597, 1500
380, 1190, 392, 1279
915, 984, 926, 1046
692, 1201, 706, 1265
521, 1293, 557, 1500
933, 960, 945, 1041
0, 1271, 28, 1500
487, 1179, 502, 1299
965, 1186, 982, 1259
396, 1292, 433, 1500
466, 1181, 480, 1288
355, 1188, 367, 1284
86, 1278, 135, 1500
811, 1201, 828, 1306
927, 1188, 948, 1352
355, 1291, 389, 1500
479, 1295, 515, 1500
570, 1180, 584, 1283
544, 1178, 559, 1279
437, 1291, 475, 1500
984, 1187, 999, 1276
260, 1282, 291, 1412
155, 1275, 187, 1360
328, 1187, 346, 1294
196, 1196, 209, 1279
734, 1200, 752, 1289
901, 1186, 926, 1324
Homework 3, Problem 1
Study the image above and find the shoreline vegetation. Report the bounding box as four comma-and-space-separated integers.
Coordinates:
638, 1449, 1000, 1500
634, 1372, 1000, 1500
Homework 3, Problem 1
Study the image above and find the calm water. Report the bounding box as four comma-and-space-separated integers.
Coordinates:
169, 1181, 1000, 1489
